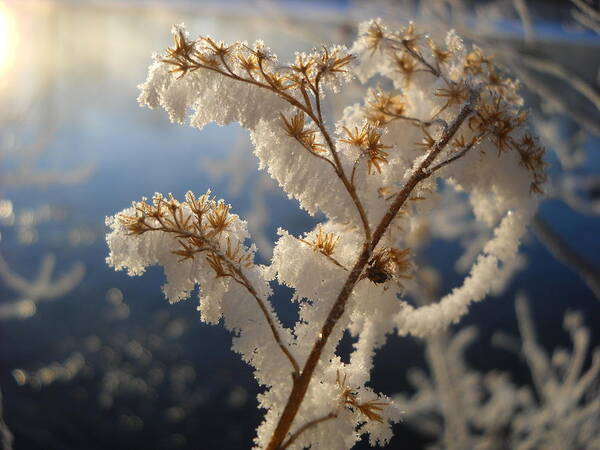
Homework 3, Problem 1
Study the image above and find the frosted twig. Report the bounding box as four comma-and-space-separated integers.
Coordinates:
0, 387, 13, 450
0, 253, 84, 320
265, 89, 480, 450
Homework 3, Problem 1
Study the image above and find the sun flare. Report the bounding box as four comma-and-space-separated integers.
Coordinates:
0, 1, 17, 75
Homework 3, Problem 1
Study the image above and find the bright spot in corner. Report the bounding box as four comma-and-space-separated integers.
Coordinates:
0, 2, 17, 75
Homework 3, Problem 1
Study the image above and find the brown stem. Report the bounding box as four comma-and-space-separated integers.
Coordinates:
298, 239, 349, 271
387, 113, 447, 129
315, 118, 373, 242
426, 132, 487, 175
193, 58, 372, 242
287, 130, 337, 172
265, 91, 478, 450
314, 75, 325, 124
400, 41, 445, 82
161, 225, 300, 376
281, 412, 338, 449
350, 152, 366, 188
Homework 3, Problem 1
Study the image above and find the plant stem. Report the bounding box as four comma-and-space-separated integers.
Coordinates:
265, 91, 478, 450
156, 225, 300, 377
281, 412, 338, 449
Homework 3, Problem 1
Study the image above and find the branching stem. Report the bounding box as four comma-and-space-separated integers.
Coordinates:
154, 224, 300, 377
265, 90, 479, 450
426, 132, 487, 175
186, 57, 373, 242
281, 412, 338, 449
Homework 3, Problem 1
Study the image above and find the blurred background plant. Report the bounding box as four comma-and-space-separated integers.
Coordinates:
0, 1, 598, 449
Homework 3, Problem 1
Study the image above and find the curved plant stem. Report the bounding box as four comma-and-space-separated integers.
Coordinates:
281, 412, 338, 449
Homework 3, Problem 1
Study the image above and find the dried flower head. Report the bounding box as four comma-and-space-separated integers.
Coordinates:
434, 80, 469, 117
313, 227, 339, 257
337, 370, 388, 423
364, 20, 387, 54
366, 89, 407, 125
362, 247, 412, 285
394, 53, 417, 86
428, 38, 452, 65
342, 124, 391, 174
206, 201, 233, 236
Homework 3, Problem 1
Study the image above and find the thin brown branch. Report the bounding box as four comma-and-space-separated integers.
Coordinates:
299, 83, 315, 115
387, 113, 448, 130
315, 121, 373, 242
314, 75, 325, 125
159, 225, 300, 376
188, 54, 373, 243
384, 35, 453, 86
283, 124, 337, 172
281, 412, 338, 449
426, 132, 487, 175
401, 42, 440, 77
299, 239, 349, 271
350, 152, 366, 188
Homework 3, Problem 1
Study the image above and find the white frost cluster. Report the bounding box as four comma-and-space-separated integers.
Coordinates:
395, 296, 600, 450
109, 19, 545, 448
106, 192, 295, 390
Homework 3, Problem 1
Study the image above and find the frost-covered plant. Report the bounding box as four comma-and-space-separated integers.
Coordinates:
395, 296, 600, 450
106, 19, 546, 448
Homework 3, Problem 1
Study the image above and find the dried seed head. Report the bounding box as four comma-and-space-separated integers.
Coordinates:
366, 89, 407, 125
206, 201, 233, 236
363, 247, 411, 285
433, 80, 469, 117
336, 370, 388, 423
364, 21, 387, 54
280, 112, 325, 154
428, 38, 451, 64
313, 227, 339, 257
394, 53, 417, 86
341, 124, 391, 174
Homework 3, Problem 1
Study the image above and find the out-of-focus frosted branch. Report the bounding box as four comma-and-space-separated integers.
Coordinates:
396, 295, 600, 448
0, 253, 85, 320
557, 174, 600, 216
0, 387, 13, 450
0, 165, 95, 188
532, 215, 600, 300
520, 55, 600, 113
571, 0, 600, 34
513, 0, 535, 43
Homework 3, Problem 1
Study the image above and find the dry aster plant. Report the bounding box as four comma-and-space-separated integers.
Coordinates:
106, 19, 546, 449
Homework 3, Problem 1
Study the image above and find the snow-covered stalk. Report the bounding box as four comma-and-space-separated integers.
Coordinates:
107, 19, 546, 448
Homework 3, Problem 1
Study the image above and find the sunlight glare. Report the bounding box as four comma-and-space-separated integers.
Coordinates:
0, 1, 17, 76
